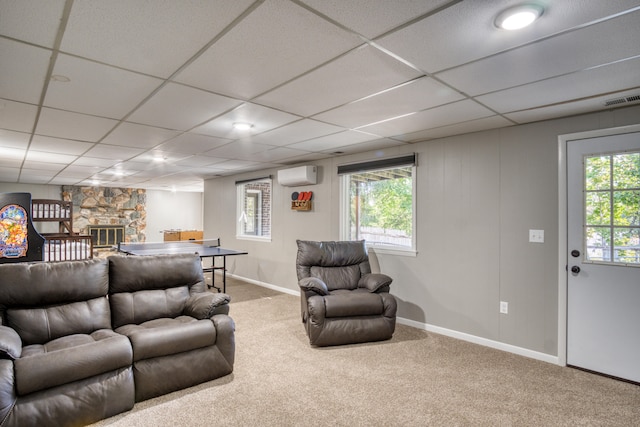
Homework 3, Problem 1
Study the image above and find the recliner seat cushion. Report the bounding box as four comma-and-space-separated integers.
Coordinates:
323, 292, 385, 318
116, 316, 216, 361
15, 330, 132, 395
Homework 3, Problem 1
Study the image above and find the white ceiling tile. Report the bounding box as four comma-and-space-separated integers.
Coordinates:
504, 89, 640, 124
323, 138, 406, 154
255, 45, 422, 117
437, 11, 640, 96
300, 0, 450, 39
82, 143, 145, 161
247, 147, 312, 163
30, 136, 93, 155
376, 0, 640, 73
35, 108, 118, 142
173, 156, 227, 167
358, 100, 495, 137
0, 100, 39, 133
45, 54, 162, 119
72, 157, 120, 168
102, 122, 181, 149
287, 130, 380, 152
48, 177, 86, 185
157, 133, 231, 155
128, 83, 242, 131
60, 0, 255, 77
57, 164, 105, 176
0, 146, 26, 162
476, 56, 640, 113
25, 151, 78, 164
21, 161, 67, 172
192, 103, 301, 138
204, 141, 273, 159
247, 119, 344, 147
175, 0, 362, 99
0, 0, 66, 47
0, 129, 30, 149
18, 168, 58, 180
214, 160, 263, 171
0, 39, 50, 104
314, 77, 465, 128
394, 116, 515, 143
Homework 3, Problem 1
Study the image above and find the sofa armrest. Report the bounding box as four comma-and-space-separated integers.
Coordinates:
0, 326, 21, 360
184, 293, 231, 319
358, 273, 393, 293
299, 277, 329, 296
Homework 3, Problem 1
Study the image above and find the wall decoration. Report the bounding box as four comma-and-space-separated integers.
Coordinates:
291, 191, 313, 211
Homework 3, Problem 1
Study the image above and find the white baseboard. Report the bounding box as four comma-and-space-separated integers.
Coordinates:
226, 272, 299, 296
396, 317, 560, 365
227, 273, 559, 366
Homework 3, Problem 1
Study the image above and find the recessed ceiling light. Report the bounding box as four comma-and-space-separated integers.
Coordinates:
233, 122, 253, 131
495, 4, 544, 30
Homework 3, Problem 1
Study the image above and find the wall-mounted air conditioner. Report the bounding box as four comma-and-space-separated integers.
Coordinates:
277, 165, 317, 186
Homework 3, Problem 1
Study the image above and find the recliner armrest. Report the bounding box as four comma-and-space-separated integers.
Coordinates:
299, 277, 329, 296
0, 325, 22, 360
184, 293, 231, 319
358, 273, 393, 292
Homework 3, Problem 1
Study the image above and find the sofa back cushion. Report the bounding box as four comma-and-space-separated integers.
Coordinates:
296, 240, 371, 290
108, 254, 206, 328
0, 259, 111, 345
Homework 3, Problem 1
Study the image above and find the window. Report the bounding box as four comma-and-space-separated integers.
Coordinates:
584, 151, 640, 264
236, 177, 271, 240
339, 155, 416, 254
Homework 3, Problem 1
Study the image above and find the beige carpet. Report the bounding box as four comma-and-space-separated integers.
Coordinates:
92, 278, 640, 426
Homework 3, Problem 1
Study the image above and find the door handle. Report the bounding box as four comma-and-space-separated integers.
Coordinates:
571, 266, 581, 274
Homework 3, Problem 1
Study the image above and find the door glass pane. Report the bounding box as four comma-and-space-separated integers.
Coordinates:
585, 155, 610, 190
614, 227, 640, 264
585, 192, 610, 226
613, 153, 640, 189
613, 190, 640, 226
586, 226, 611, 262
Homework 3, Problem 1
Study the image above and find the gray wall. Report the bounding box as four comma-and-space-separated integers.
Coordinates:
204, 104, 640, 358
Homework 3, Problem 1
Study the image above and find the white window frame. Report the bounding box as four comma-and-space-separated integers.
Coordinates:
236, 177, 272, 242
339, 158, 417, 257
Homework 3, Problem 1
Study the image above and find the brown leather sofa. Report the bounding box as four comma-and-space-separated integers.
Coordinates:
296, 240, 397, 346
0, 253, 234, 427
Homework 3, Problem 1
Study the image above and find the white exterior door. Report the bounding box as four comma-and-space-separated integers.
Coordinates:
567, 130, 640, 383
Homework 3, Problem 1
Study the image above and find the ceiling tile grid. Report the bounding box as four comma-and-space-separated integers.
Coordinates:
0, 0, 639, 191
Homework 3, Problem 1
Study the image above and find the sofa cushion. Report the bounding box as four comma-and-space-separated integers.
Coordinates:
109, 287, 190, 329
15, 330, 132, 396
323, 292, 384, 318
7, 297, 111, 346
116, 316, 216, 361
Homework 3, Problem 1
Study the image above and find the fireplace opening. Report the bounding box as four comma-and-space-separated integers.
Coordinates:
87, 225, 125, 248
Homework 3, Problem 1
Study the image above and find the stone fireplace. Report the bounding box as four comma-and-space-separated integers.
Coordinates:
62, 186, 146, 251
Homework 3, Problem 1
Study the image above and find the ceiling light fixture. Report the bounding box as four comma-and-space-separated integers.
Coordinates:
233, 122, 253, 131
495, 3, 544, 30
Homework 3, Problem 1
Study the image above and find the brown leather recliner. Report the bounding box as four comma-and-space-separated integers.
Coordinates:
296, 240, 397, 347
0, 259, 135, 427
108, 253, 235, 402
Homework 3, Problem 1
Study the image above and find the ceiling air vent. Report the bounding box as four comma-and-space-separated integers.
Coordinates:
604, 94, 640, 107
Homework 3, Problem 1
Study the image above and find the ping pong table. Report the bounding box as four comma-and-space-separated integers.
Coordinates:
117, 239, 247, 293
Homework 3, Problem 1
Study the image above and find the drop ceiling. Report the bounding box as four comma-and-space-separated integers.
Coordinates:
1, 0, 639, 192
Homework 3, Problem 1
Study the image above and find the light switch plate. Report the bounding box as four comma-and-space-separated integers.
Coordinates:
529, 229, 544, 243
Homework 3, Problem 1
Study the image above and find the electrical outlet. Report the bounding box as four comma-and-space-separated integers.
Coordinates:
500, 301, 508, 314
529, 229, 544, 243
